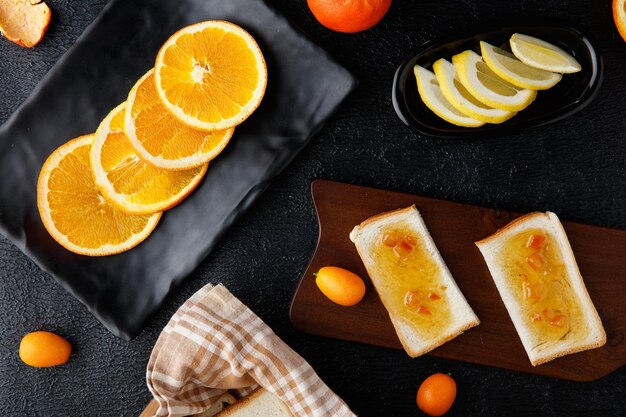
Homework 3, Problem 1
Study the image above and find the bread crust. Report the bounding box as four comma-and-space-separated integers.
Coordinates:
351, 205, 479, 358
475, 211, 606, 366
352, 205, 417, 232
215, 388, 293, 416
475, 211, 545, 247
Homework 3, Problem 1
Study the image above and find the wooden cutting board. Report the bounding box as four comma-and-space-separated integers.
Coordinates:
290, 180, 626, 381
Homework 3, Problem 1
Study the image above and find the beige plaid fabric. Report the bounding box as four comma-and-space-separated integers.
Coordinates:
146, 283, 356, 417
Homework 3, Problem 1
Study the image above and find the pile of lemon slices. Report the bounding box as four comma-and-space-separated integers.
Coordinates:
414, 33, 581, 128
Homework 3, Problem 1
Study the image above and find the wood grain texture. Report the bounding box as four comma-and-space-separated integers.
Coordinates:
138, 400, 158, 417
291, 180, 626, 381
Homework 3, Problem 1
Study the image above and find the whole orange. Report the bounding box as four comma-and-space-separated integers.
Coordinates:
307, 0, 392, 33
19, 331, 72, 368
416, 373, 457, 416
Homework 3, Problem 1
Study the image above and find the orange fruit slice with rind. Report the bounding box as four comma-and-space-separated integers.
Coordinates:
37, 134, 161, 256
154, 20, 268, 131
125, 69, 234, 170
91, 103, 208, 214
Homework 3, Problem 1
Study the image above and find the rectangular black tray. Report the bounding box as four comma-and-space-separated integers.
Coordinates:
0, 0, 355, 339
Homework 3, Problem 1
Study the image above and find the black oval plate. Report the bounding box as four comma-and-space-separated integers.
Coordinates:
392, 22, 603, 138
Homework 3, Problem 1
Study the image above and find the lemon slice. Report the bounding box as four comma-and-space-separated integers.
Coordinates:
510, 33, 581, 74
480, 41, 562, 90
413, 65, 485, 128
432, 58, 515, 124
452, 50, 537, 112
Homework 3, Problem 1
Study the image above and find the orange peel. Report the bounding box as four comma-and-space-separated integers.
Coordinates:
0, 0, 51, 48
614, 0, 626, 43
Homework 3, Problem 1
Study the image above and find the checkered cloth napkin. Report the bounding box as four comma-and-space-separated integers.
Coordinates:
146, 283, 356, 417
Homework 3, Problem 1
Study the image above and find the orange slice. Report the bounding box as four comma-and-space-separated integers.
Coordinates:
126, 69, 234, 170
614, 0, 626, 42
154, 20, 268, 131
37, 135, 160, 256
91, 103, 208, 214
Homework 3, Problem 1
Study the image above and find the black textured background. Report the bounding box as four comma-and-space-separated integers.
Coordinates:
1, 0, 625, 416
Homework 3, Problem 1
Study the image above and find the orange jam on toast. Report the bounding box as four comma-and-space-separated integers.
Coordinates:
500, 229, 588, 347
371, 223, 452, 338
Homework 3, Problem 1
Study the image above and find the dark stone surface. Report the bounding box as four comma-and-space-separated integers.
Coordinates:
0, 0, 625, 416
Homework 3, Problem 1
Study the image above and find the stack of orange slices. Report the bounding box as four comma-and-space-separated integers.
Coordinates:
37, 21, 268, 256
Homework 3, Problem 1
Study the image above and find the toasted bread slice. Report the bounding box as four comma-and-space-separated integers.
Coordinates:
475, 211, 606, 366
214, 388, 293, 417
350, 205, 479, 358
